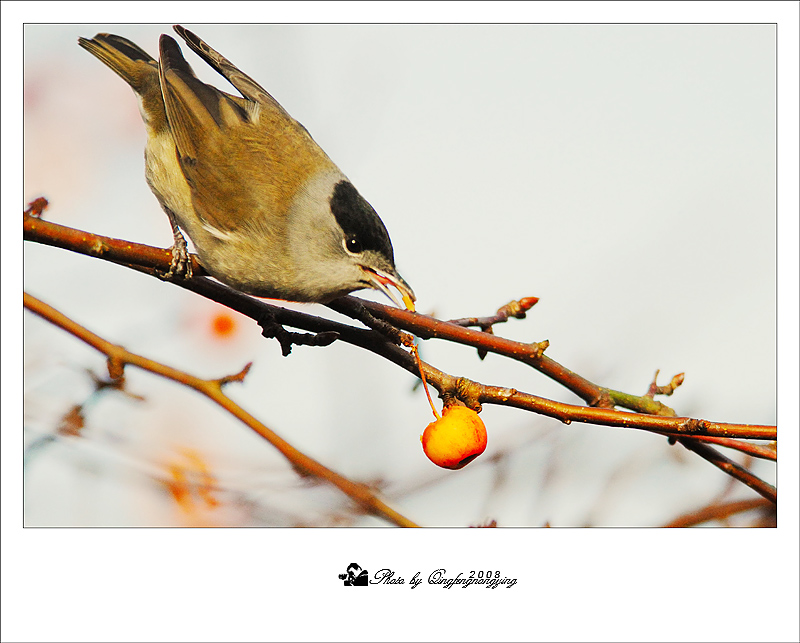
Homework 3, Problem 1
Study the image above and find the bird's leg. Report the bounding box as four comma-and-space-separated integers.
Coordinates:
160, 208, 193, 280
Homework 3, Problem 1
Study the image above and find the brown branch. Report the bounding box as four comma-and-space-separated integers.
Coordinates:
24, 209, 206, 276
23, 291, 419, 528
355, 302, 778, 445
447, 297, 539, 360
667, 436, 776, 461
24, 211, 777, 441
359, 298, 612, 406
676, 438, 776, 503
663, 497, 775, 528
356, 300, 714, 419
24, 208, 777, 499
183, 277, 776, 444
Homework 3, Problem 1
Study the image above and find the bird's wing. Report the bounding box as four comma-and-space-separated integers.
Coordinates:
172, 25, 294, 121
157, 35, 281, 234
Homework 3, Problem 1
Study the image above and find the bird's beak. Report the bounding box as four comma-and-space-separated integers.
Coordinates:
363, 267, 416, 311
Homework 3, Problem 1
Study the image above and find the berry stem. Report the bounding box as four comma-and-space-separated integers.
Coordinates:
412, 344, 440, 420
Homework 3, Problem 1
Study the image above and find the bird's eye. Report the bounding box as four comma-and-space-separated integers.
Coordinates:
345, 236, 363, 254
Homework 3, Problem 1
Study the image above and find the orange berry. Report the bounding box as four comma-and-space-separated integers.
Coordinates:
211, 311, 236, 338
421, 405, 487, 470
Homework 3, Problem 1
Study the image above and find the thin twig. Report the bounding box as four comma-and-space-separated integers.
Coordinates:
669, 436, 776, 461
448, 296, 540, 330
448, 297, 539, 360
676, 438, 776, 503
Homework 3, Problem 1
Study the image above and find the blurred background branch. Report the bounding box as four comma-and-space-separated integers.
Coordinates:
24, 291, 419, 528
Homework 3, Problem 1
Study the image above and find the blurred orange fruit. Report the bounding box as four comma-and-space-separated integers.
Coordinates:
211, 311, 237, 338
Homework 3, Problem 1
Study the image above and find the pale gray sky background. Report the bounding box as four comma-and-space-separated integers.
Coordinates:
5, 2, 799, 642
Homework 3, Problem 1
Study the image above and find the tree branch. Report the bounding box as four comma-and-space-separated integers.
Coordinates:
24, 206, 777, 501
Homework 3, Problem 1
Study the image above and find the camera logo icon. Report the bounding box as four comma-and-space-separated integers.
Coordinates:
338, 563, 369, 586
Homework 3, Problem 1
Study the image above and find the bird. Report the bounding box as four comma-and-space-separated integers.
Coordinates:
78, 25, 415, 309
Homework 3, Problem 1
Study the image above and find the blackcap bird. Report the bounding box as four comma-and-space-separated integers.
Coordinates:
78, 25, 415, 309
